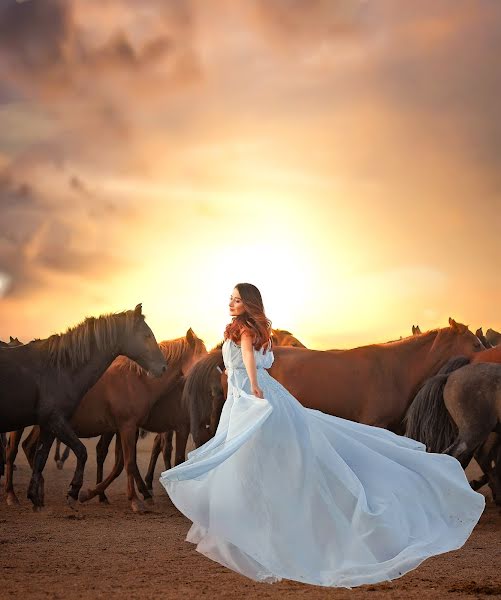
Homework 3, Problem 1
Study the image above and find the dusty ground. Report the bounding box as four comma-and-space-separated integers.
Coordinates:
0, 435, 500, 600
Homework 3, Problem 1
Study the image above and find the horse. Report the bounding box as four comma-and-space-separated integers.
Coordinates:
262, 318, 482, 431
486, 328, 501, 347
178, 318, 480, 472
405, 361, 501, 504
476, 327, 493, 349
271, 329, 306, 348
0, 304, 167, 510
12, 329, 206, 512
0, 337, 23, 481
405, 343, 501, 501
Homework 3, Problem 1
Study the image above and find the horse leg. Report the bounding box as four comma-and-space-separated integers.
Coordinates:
60, 443, 71, 466
444, 426, 489, 470
96, 432, 115, 503
130, 429, 153, 504
46, 419, 88, 508
145, 433, 163, 492
174, 426, 189, 466
54, 440, 71, 470
4, 429, 24, 505
492, 442, 501, 506
54, 440, 62, 467
471, 435, 498, 495
79, 433, 124, 504
162, 430, 174, 469
22, 426, 39, 465
27, 428, 55, 510
22, 426, 47, 503
0, 432, 6, 480
120, 426, 147, 513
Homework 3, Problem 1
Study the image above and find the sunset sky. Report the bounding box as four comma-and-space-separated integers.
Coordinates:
0, 0, 500, 350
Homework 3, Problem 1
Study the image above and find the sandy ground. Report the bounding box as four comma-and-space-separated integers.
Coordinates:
0, 435, 500, 600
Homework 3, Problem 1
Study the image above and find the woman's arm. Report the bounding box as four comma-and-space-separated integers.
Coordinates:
240, 331, 264, 399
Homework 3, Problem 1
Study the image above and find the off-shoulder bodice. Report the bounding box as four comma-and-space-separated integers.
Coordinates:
222, 339, 274, 371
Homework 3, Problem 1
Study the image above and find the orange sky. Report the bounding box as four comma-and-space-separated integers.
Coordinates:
0, 0, 500, 350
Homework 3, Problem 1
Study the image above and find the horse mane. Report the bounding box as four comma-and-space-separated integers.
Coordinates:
182, 348, 224, 423
114, 334, 206, 376
377, 328, 439, 348
45, 310, 136, 370
272, 328, 293, 336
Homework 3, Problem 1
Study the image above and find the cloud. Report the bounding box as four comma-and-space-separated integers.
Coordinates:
0, 162, 134, 297
0, 0, 201, 163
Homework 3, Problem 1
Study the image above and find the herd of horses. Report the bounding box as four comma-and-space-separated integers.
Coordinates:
1, 307, 501, 514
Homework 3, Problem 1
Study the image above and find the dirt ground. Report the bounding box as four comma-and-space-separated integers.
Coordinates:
0, 435, 500, 600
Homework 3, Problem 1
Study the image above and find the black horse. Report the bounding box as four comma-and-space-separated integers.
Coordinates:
0, 304, 166, 509
0, 336, 23, 481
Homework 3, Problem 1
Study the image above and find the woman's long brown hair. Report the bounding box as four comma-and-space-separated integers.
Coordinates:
224, 283, 272, 352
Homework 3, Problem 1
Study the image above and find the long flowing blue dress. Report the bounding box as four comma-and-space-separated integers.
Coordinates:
160, 339, 484, 587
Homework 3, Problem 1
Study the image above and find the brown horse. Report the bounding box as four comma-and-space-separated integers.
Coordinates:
16, 329, 207, 512
271, 329, 306, 348
1, 305, 167, 509
265, 318, 482, 431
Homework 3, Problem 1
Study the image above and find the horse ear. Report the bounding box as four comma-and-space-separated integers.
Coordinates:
449, 317, 457, 330
412, 325, 416, 334
9, 336, 14, 342
186, 327, 196, 346
134, 303, 143, 320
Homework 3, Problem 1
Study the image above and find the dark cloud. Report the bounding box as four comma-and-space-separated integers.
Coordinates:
0, 164, 130, 298
0, 0, 200, 161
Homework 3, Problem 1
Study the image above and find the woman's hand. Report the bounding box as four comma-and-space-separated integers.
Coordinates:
251, 384, 264, 399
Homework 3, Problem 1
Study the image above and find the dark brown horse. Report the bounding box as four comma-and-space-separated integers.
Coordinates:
405, 343, 501, 500
0, 305, 166, 509
14, 330, 206, 512
476, 327, 493, 349
405, 361, 501, 504
486, 328, 501, 347
0, 337, 23, 480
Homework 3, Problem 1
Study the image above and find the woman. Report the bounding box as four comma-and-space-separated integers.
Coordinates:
160, 283, 484, 588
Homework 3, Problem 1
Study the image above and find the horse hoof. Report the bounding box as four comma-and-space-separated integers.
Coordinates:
67, 496, 78, 510
98, 495, 110, 505
131, 500, 147, 514
56, 460, 64, 470
32, 504, 43, 513
6, 493, 20, 506
78, 489, 91, 503
144, 497, 154, 506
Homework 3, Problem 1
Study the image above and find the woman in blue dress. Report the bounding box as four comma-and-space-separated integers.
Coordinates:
160, 283, 484, 588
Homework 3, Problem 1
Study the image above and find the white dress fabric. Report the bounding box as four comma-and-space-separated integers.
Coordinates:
160, 339, 485, 588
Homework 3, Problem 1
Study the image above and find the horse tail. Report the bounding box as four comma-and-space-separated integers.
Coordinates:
404, 355, 471, 452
